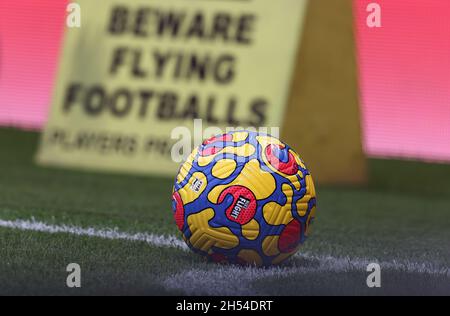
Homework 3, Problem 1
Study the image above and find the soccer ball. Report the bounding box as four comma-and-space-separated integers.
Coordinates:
171, 131, 316, 266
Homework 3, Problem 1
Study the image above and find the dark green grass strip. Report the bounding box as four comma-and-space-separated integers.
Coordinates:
0, 227, 203, 295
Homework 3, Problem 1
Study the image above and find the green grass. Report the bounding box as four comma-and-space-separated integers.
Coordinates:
0, 128, 449, 295
0, 229, 187, 295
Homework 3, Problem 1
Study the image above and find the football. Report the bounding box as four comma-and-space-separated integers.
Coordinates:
171, 130, 317, 266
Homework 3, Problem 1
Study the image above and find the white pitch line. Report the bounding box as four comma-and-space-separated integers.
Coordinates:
1, 217, 449, 295
162, 254, 450, 295
0, 218, 188, 251
298, 252, 450, 277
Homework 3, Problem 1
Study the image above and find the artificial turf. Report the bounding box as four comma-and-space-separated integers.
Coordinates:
0, 128, 449, 295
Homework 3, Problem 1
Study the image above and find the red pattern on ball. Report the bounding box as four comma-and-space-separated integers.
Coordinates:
209, 253, 228, 263
172, 191, 185, 231
278, 219, 302, 253
218, 185, 257, 225
200, 134, 233, 156
265, 144, 298, 175
203, 134, 233, 145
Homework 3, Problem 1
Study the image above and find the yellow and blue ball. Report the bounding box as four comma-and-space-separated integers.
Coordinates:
172, 131, 316, 266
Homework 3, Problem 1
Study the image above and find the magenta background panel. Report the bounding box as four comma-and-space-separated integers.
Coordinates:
0, 0, 66, 129
355, 0, 450, 162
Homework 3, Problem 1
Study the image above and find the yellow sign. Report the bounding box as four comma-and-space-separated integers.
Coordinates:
37, 0, 309, 176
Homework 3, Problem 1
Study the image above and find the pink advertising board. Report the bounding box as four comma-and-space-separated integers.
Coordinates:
0, 0, 66, 129
355, 0, 450, 162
